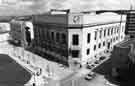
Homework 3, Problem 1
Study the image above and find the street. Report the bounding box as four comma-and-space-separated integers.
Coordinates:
0, 41, 116, 86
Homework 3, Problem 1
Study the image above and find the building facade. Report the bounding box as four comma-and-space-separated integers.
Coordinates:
32, 11, 126, 66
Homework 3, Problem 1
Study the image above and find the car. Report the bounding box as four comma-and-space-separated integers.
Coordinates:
94, 60, 100, 64
87, 64, 95, 69
84, 72, 96, 81
99, 56, 106, 61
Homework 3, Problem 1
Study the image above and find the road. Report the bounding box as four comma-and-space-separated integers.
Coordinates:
73, 57, 118, 86
0, 42, 31, 86
0, 35, 119, 86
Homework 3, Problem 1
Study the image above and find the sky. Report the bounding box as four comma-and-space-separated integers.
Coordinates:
0, 0, 134, 16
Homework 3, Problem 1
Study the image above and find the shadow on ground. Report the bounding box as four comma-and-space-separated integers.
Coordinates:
93, 58, 135, 86
0, 54, 31, 86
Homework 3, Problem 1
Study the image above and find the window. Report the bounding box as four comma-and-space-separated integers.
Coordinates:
111, 27, 113, 35
104, 29, 106, 37
114, 27, 116, 34
46, 31, 50, 40
122, 26, 125, 32
72, 34, 79, 45
87, 48, 90, 55
56, 32, 60, 42
115, 36, 118, 40
121, 36, 123, 39
98, 43, 101, 48
87, 33, 91, 43
94, 31, 97, 40
71, 50, 79, 57
103, 41, 105, 46
62, 33, 66, 44
116, 36, 118, 40
113, 38, 115, 42
51, 32, 54, 40
111, 39, 113, 43
117, 26, 119, 33
109, 28, 111, 35
94, 45, 96, 51
100, 30, 102, 38
108, 28, 110, 36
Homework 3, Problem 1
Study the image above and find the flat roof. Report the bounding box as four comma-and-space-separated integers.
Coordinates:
33, 12, 126, 28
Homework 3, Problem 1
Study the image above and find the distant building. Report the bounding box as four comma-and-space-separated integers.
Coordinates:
10, 17, 34, 47
32, 11, 126, 67
111, 39, 135, 80
125, 10, 135, 37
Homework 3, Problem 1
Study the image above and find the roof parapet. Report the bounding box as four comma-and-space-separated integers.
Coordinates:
50, 9, 70, 15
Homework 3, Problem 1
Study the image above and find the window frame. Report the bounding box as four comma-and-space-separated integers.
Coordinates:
87, 48, 90, 55
71, 50, 79, 58
87, 33, 91, 43
94, 31, 97, 40
61, 33, 66, 44
56, 32, 60, 42
98, 43, 101, 48
94, 45, 96, 51
72, 34, 79, 45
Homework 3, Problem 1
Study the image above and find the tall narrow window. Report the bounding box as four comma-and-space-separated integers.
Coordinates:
100, 30, 102, 38
94, 45, 96, 51
99, 43, 101, 48
113, 37, 115, 42
104, 29, 106, 37
117, 26, 119, 33
87, 48, 90, 55
108, 28, 110, 36
103, 41, 105, 46
87, 33, 91, 43
122, 26, 125, 32
111, 27, 113, 35
46, 30, 50, 40
62, 33, 66, 44
114, 27, 116, 34
51, 32, 54, 40
72, 34, 79, 45
56, 32, 60, 42
94, 31, 97, 40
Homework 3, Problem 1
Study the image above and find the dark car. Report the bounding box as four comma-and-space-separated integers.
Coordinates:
87, 64, 95, 69
85, 72, 96, 81
99, 56, 106, 61
94, 60, 100, 64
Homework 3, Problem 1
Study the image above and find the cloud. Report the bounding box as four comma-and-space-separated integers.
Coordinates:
0, 0, 133, 16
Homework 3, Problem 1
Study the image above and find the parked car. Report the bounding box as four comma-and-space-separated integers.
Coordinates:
85, 72, 96, 81
87, 64, 95, 69
94, 60, 100, 64
99, 56, 106, 61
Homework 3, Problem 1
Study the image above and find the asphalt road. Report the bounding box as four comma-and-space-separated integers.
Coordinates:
0, 54, 31, 86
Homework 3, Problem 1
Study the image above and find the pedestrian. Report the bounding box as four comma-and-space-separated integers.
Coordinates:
25, 27, 31, 46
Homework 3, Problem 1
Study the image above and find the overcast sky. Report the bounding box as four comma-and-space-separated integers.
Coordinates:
0, 0, 134, 16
